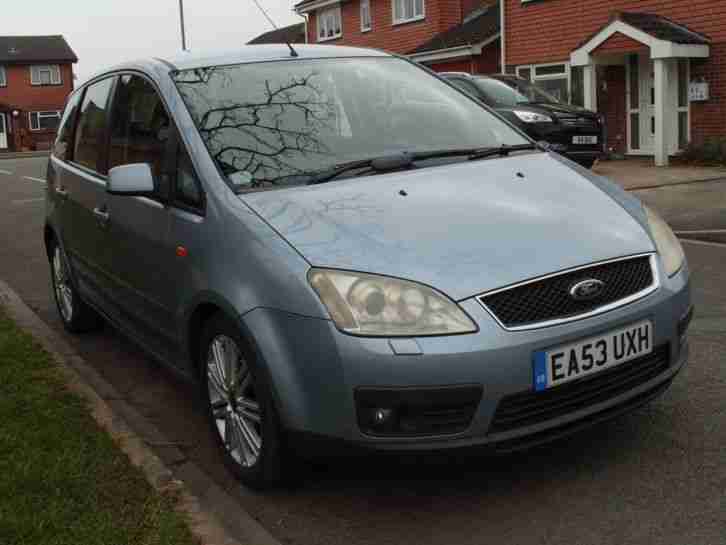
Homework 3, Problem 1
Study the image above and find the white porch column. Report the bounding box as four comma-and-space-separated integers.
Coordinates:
583, 64, 597, 112
653, 58, 669, 167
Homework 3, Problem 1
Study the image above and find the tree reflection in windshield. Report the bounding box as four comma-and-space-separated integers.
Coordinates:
173, 58, 529, 193
175, 67, 336, 189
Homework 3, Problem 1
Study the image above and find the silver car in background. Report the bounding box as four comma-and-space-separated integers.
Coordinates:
45, 45, 692, 488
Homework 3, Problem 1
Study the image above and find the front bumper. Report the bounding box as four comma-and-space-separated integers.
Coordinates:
243, 260, 691, 453
522, 123, 603, 167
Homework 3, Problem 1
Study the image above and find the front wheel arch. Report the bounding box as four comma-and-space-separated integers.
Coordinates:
185, 298, 285, 421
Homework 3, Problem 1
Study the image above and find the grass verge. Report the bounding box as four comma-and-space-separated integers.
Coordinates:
0, 307, 198, 545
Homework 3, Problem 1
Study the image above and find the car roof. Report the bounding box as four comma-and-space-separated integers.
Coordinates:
104, 44, 391, 74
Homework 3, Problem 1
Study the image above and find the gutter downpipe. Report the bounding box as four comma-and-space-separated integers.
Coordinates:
500, 0, 506, 72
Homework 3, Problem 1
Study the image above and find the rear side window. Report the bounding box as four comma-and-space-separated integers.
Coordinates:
73, 78, 115, 173
53, 92, 82, 161
108, 74, 171, 180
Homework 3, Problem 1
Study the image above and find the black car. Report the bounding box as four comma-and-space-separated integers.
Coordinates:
442, 72, 604, 168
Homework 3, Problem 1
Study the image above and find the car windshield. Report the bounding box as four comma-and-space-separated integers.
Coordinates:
173, 57, 529, 192
476, 77, 562, 107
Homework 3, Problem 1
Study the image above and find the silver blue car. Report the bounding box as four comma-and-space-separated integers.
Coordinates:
45, 45, 692, 488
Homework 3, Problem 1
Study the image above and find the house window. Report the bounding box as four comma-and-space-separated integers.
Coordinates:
393, 0, 424, 24
317, 6, 342, 41
0, 66, 6, 87
30, 65, 62, 85
361, 0, 372, 31
29, 110, 62, 131
517, 63, 570, 103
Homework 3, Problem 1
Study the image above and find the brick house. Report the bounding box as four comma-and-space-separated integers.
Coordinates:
501, 0, 722, 166
247, 22, 307, 45
0, 35, 78, 152
293, 0, 502, 74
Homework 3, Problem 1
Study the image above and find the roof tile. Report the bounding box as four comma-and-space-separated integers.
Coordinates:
409, 2, 500, 55
0, 35, 77, 63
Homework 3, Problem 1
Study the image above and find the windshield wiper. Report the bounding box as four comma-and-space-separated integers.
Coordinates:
467, 143, 539, 160
307, 145, 540, 185
307, 153, 418, 185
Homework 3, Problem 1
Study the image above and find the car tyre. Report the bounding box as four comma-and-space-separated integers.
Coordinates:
200, 313, 284, 489
49, 239, 103, 333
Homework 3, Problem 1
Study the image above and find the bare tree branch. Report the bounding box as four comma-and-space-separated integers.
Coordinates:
177, 69, 335, 187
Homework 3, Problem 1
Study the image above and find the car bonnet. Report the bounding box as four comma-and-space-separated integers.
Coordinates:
240, 153, 655, 301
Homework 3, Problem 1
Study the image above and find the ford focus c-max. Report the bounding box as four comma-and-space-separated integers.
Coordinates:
45, 45, 692, 488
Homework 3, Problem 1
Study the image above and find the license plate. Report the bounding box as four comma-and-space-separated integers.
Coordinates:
533, 320, 653, 392
573, 135, 598, 145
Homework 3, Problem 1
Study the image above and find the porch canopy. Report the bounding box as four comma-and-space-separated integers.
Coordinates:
570, 12, 710, 165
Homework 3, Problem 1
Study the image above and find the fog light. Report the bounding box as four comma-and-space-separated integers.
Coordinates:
373, 408, 393, 425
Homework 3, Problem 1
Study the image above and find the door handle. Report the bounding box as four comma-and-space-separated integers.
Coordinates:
55, 186, 68, 198
93, 206, 110, 227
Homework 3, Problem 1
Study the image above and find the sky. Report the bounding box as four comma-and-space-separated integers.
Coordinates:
4, 0, 303, 84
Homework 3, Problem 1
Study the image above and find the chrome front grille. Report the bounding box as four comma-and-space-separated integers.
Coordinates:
478, 255, 658, 330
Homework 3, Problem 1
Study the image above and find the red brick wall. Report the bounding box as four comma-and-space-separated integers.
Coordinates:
475, 40, 501, 73
427, 58, 474, 72
505, 1, 726, 65
0, 63, 75, 151
690, 42, 726, 145
593, 32, 648, 55
425, 40, 500, 74
504, 0, 726, 145
306, 0, 466, 54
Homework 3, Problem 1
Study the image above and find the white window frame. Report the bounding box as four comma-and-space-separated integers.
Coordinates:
516, 62, 572, 103
28, 110, 61, 131
317, 5, 342, 42
392, 0, 425, 25
30, 64, 62, 86
0, 66, 6, 87
360, 0, 372, 32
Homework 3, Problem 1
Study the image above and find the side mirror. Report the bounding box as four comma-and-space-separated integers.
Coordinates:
107, 163, 155, 196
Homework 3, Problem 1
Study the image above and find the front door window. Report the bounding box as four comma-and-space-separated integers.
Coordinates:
640, 56, 656, 152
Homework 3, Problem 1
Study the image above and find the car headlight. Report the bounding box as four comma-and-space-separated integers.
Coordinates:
644, 205, 685, 277
512, 110, 553, 123
308, 269, 477, 336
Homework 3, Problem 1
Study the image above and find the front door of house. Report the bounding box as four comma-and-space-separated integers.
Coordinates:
0, 113, 8, 149
628, 54, 656, 153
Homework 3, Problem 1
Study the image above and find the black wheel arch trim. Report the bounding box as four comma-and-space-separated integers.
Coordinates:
182, 293, 286, 423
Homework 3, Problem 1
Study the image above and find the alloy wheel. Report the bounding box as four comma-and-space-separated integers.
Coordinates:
207, 334, 263, 467
53, 246, 73, 322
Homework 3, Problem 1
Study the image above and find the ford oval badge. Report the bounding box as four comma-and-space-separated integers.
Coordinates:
570, 279, 606, 301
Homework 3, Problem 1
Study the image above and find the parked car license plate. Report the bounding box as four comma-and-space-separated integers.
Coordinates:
572, 135, 598, 145
533, 320, 653, 392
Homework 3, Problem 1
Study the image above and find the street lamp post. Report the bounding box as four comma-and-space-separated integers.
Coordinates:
179, 0, 187, 51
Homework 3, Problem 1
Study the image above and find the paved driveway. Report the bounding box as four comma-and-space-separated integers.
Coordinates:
1, 157, 725, 545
